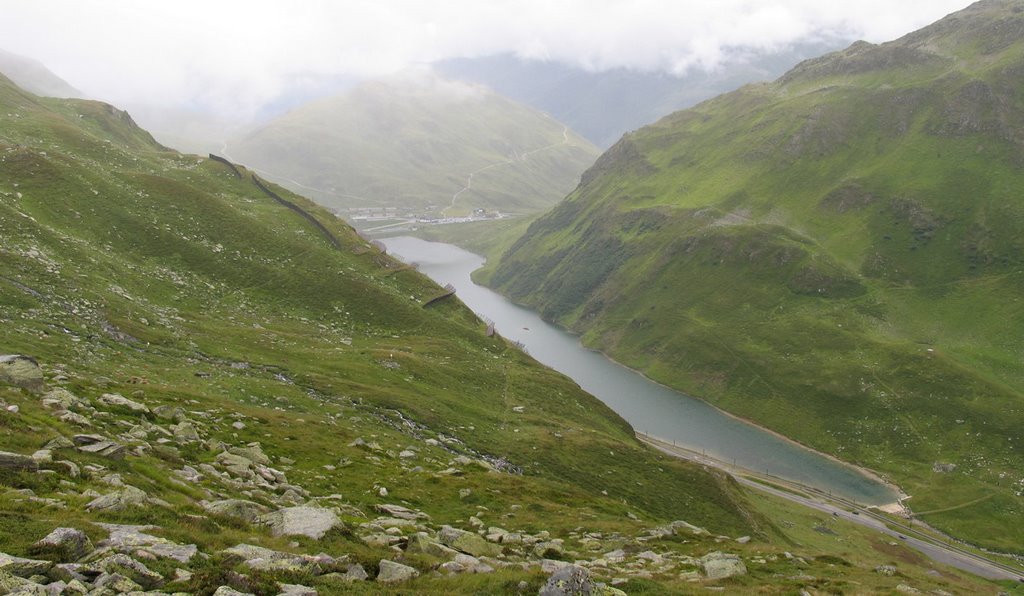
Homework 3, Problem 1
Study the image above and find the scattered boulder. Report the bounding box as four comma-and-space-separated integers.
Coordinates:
0, 451, 38, 472
376, 559, 419, 583
203, 499, 270, 523
171, 421, 202, 443
277, 584, 317, 596
86, 486, 148, 512
229, 443, 271, 466
213, 586, 254, 596
262, 507, 342, 540
932, 462, 957, 473
72, 435, 126, 460
438, 525, 501, 558
343, 563, 368, 582
40, 389, 85, 411
96, 393, 149, 414
406, 533, 458, 559
94, 572, 143, 593
31, 528, 93, 562
700, 552, 747, 580
0, 355, 44, 393
375, 504, 429, 520
876, 564, 897, 576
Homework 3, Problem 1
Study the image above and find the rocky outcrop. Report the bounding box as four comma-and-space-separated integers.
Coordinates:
0, 355, 44, 393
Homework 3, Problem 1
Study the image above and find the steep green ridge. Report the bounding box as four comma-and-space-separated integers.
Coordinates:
227, 75, 599, 215
487, 0, 1024, 552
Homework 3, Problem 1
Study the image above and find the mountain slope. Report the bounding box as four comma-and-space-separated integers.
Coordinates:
226, 74, 599, 216
0, 48, 81, 98
486, 0, 1024, 553
434, 43, 848, 148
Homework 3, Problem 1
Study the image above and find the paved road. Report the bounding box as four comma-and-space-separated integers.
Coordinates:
639, 434, 1024, 583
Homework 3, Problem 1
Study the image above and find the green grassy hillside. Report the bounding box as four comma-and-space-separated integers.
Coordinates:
487, 0, 1024, 553
226, 75, 598, 216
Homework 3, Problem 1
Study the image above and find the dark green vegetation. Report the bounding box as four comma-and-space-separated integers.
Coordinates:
227, 74, 599, 215
487, 0, 1024, 552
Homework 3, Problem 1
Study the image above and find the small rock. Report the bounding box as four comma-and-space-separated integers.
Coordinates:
343, 563, 368, 582
376, 559, 419, 583
213, 587, 254, 596
875, 564, 897, 576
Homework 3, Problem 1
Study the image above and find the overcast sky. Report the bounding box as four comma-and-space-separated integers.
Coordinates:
1, 0, 974, 119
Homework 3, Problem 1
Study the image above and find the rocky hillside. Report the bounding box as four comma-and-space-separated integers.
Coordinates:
227, 74, 599, 216
0, 72, 999, 594
485, 0, 1024, 553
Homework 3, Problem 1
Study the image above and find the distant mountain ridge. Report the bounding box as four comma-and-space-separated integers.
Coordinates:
227, 74, 599, 215
434, 42, 849, 148
485, 0, 1024, 552
0, 48, 81, 98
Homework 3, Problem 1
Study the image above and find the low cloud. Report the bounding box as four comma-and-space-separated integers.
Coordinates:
0, 0, 972, 119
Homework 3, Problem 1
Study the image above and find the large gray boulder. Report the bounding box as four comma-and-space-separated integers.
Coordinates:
376, 559, 419, 583
0, 451, 38, 472
32, 528, 93, 562
0, 355, 43, 393
700, 551, 747, 579
262, 507, 342, 540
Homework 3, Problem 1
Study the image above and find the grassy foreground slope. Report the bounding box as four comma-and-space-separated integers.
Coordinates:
487, 0, 1024, 552
227, 74, 598, 215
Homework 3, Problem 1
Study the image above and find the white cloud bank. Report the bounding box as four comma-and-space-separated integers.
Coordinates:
0, 0, 973, 118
